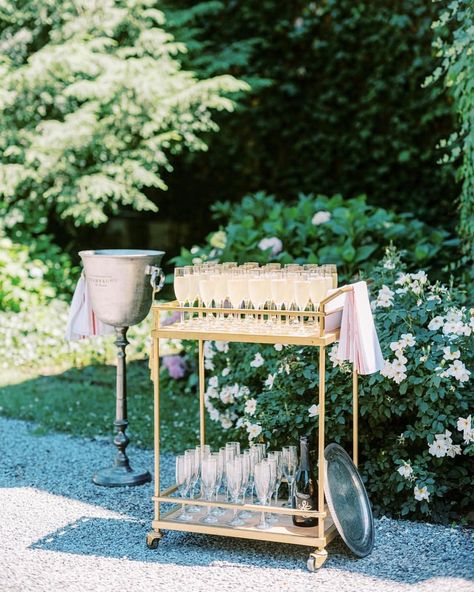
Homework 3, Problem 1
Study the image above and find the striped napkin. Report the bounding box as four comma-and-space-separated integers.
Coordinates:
65, 273, 115, 340
335, 281, 384, 375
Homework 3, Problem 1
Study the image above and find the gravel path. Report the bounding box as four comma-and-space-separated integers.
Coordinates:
0, 416, 473, 592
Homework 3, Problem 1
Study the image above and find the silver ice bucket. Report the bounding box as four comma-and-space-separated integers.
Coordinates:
79, 249, 165, 327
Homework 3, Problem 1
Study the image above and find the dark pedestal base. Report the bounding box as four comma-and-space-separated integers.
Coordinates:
92, 465, 151, 487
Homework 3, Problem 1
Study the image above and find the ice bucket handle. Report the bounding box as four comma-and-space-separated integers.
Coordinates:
146, 265, 165, 294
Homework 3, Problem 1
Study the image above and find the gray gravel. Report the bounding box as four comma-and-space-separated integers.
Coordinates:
0, 416, 473, 592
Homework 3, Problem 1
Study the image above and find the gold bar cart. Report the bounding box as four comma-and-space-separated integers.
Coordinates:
146, 286, 359, 571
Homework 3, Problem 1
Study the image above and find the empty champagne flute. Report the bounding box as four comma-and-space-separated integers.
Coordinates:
254, 462, 271, 530
268, 451, 283, 508
265, 457, 278, 523
176, 454, 193, 521
200, 456, 218, 524
238, 452, 252, 519
212, 450, 226, 516
185, 449, 200, 513
282, 445, 298, 507
227, 457, 244, 526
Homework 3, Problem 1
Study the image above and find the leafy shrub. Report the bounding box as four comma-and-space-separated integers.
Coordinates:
0, 0, 247, 237
0, 236, 77, 312
427, 0, 474, 261
174, 192, 456, 282
161, 0, 457, 227
196, 249, 473, 522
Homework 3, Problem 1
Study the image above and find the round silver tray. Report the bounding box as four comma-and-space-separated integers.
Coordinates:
324, 443, 374, 558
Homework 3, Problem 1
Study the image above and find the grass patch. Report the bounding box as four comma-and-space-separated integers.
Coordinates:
0, 360, 227, 452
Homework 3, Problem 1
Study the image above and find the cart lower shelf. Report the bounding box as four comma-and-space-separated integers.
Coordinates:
150, 502, 337, 548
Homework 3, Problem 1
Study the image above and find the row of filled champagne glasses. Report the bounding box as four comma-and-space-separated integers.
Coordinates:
175, 441, 298, 529
173, 262, 338, 330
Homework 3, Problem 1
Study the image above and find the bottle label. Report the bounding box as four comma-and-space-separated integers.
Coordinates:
295, 493, 317, 518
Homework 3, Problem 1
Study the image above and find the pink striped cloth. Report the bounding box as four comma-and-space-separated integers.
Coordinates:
65, 274, 114, 341
335, 281, 384, 375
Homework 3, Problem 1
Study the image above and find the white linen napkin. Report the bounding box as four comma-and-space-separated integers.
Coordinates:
335, 281, 384, 375
65, 273, 115, 341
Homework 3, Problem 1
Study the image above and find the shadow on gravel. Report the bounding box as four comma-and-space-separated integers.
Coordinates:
29, 515, 346, 571
28, 514, 473, 585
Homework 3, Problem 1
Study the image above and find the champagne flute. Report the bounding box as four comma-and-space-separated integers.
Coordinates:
201, 456, 218, 523
227, 270, 248, 326
227, 457, 244, 526
248, 271, 267, 324
268, 451, 283, 508
282, 446, 298, 507
294, 274, 310, 329
174, 267, 189, 325
238, 452, 252, 519
199, 276, 215, 324
212, 450, 226, 516
185, 449, 200, 513
176, 454, 193, 521
264, 457, 278, 523
254, 462, 271, 530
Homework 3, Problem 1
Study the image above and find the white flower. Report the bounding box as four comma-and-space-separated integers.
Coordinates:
463, 428, 474, 444
209, 407, 220, 421
250, 352, 265, 368
428, 439, 448, 458
443, 321, 465, 336
274, 343, 283, 351
442, 347, 461, 361
238, 385, 250, 398
190, 246, 200, 254
209, 376, 219, 388
214, 340, 229, 353
457, 415, 471, 434
220, 416, 233, 430
428, 316, 444, 331
258, 237, 283, 256
247, 423, 262, 439
235, 417, 245, 429
392, 371, 407, 384
219, 388, 234, 405
400, 333, 416, 347
308, 404, 320, 418
311, 211, 331, 225
397, 463, 413, 479
446, 360, 471, 382
381, 361, 395, 379
204, 341, 215, 359
446, 308, 463, 323
392, 358, 407, 374
244, 398, 257, 416
210, 230, 227, 249
204, 359, 215, 371
390, 340, 403, 353
222, 367, 230, 377
411, 271, 428, 284
264, 373, 275, 389
395, 273, 411, 286
375, 285, 394, 308
446, 444, 461, 458
394, 352, 407, 364
384, 260, 396, 270
205, 386, 219, 399
414, 485, 430, 502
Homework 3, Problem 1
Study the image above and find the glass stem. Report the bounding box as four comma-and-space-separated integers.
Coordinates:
259, 511, 266, 528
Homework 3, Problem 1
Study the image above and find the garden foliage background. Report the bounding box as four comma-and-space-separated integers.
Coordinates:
0, 0, 472, 524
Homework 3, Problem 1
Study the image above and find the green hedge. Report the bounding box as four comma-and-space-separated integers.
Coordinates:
162, 0, 457, 228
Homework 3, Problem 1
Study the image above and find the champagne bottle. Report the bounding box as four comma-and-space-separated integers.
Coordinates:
292, 436, 317, 527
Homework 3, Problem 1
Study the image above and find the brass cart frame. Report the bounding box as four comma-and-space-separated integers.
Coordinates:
147, 286, 359, 571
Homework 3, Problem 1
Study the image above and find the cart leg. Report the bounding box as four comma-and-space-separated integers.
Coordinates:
307, 548, 328, 571
153, 336, 161, 522
198, 339, 206, 447
353, 367, 358, 467
146, 529, 164, 550
318, 346, 326, 541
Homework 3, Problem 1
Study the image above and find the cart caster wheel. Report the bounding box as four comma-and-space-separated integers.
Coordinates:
307, 549, 328, 572
146, 531, 163, 550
